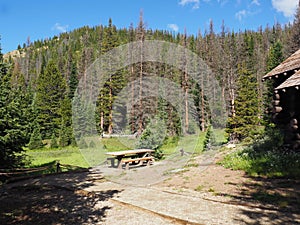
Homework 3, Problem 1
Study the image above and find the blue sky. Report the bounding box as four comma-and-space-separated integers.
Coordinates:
0, 0, 299, 53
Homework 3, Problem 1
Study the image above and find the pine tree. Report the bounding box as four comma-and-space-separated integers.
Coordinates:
28, 120, 44, 150
59, 97, 74, 147
267, 41, 284, 73
0, 43, 32, 168
287, 0, 300, 55
263, 40, 284, 119
50, 133, 59, 148
96, 18, 121, 134
35, 59, 67, 139
67, 61, 78, 100
226, 63, 261, 141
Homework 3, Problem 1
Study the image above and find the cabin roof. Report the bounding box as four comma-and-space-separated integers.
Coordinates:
263, 49, 300, 79
275, 70, 300, 90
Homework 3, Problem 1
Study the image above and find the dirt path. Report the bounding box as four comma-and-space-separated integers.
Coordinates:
0, 149, 299, 225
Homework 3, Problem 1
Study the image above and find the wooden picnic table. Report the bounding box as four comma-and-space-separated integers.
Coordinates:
106, 149, 155, 170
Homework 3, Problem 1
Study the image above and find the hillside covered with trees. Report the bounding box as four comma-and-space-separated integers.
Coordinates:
2, 6, 300, 168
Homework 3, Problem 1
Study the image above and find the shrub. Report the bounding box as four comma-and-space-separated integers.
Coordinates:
78, 138, 88, 149
89, 140, 96, 148
28, 126, 44, 150
50, 133, 59, 148
136, 116, 167, 159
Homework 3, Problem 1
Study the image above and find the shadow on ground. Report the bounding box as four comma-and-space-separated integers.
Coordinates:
227, 176, 300, 224
0, 171, 121, 225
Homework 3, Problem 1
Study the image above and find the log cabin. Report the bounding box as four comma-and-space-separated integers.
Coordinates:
262, 49, 300, 150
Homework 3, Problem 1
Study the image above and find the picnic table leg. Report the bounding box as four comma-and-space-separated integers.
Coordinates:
107, 158, 115, 167
117, 156, 123, 169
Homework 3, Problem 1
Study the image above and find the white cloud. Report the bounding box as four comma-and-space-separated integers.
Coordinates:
235, 10, 247, 21
167, 24, 179, 32
52, 23, 68, 33
217, 0, 229, 6
272, 0, 298, 17
251, 0, 260, 6
179, 0, 200, 9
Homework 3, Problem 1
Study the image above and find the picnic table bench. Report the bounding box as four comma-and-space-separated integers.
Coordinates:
106, 149, 155, 170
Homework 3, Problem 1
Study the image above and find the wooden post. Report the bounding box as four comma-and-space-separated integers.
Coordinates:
56, 162, 61, 173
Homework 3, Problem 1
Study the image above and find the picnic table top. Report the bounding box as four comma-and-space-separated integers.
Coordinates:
106, 149, 154, 157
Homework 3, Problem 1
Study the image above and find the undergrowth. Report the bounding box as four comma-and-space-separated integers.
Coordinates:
219, 133, 300, 178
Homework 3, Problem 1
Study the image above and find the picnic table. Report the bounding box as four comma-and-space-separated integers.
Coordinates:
106, 149, 155, 170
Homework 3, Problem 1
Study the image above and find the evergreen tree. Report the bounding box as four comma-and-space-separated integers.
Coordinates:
35, 59, 67, 139
50, 133, 59, 148
136, 116, 166, 159
67, 61, 78, 100
96, 18, 122, 134
287, 0, 300, 55
0, 43, 32, 168
226, 63, 261, 141
59, 97, 74, 147
28, 120, 44, 150
266, 41, 284, 72
263, 41, 284, 121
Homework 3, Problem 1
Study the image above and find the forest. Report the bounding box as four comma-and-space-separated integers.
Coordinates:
1, 6, 300, 169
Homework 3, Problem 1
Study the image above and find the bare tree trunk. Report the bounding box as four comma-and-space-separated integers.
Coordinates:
136, 10, 145, 135
108, 75, 113, 134
138, 39, 143, 135
201, 77, 205, 131
130, 65, 135, 133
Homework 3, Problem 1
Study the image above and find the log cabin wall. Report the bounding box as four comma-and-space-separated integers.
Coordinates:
263, 49, 300, 150
273, 88, 300, 150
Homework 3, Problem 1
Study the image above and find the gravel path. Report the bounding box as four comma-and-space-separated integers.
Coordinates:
86, 180, 299, 225
1, 149, 299, 225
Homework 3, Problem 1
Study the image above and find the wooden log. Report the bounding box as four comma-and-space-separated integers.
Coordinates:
273, 100, 280, 106
272, 100, 280, 106
292, 140, 300, 150
290, 118, 298, 125
295, 133, 300, 140
272, 113, 278, 119
272, 106, 282, 113
291, 125, 298, 131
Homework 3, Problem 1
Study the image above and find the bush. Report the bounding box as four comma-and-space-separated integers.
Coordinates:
136, 116, 167, 159
28, 126, 44, 150
220, 145, 300, 178
89, 140, 96, 148
203, 125, 216, 150
78, 138, 88, 149
50, 133, 59, 148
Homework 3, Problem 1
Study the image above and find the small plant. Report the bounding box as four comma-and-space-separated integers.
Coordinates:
208, 187, 215, 193
194, 185, 204, 192
184, 163, 199, 168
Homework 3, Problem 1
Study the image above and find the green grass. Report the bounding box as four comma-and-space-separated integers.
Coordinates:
160, 132, 207, 155
219, 146, 300, 178
211, 128, 228, 145
194, 185, 205, 192
101, 137, 135, 151
25, 130, 227, 169
25, 137, 138, 168
26, 146, 90, 168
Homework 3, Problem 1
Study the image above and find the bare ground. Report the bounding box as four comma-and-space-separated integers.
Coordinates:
0, 149, 299, 225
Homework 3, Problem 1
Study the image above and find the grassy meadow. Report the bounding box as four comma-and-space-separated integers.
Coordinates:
25, 129, 227, 168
